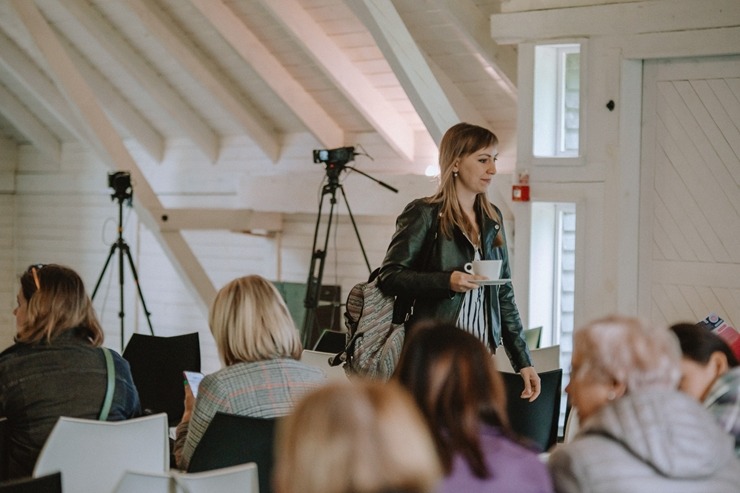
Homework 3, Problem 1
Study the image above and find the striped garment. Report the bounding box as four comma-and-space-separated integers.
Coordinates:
457, 249, 489, 347
174, 357, 326, 470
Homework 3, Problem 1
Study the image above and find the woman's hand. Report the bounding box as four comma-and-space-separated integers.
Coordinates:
181, 380, 196, 423
450, 270, 485, 292
519, 366, 541, 402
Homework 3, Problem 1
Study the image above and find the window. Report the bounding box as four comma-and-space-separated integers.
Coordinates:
533, 44, 581, 158
529, 202, 576, 431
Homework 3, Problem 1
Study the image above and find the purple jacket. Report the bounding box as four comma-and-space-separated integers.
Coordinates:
441, 424, 554, 493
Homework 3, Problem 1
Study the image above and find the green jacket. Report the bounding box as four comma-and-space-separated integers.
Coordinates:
378, 198, 532, 371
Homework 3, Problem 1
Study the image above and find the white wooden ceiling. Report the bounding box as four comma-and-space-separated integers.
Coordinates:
0, 0, 518, 170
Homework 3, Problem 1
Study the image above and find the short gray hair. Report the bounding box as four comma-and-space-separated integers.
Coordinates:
573, 315, 681, 391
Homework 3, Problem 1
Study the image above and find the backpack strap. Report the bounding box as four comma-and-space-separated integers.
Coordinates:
98, 347, 116, 421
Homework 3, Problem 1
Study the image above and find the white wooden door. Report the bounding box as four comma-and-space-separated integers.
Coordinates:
639, 56, 740, 328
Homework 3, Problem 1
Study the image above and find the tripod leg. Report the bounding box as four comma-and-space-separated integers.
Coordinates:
302, 183, 337, 348
121, 242, 155, 336
92, 242, 118, 300
338, 185, 371, 273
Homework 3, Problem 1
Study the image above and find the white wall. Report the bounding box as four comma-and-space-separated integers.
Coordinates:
1, 137, 407, 372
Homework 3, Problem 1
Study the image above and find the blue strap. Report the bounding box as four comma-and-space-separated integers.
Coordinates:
98, 347, 115, 421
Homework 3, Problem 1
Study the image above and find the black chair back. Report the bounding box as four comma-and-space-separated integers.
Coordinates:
0, 472, 62, 493
188, 413, 278, 493
122, 333, 201, 425
501, 368, 562, 452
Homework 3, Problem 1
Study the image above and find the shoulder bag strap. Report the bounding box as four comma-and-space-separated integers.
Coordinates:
98, 347, 116, 421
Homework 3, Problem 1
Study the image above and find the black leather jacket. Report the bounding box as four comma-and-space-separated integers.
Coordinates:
378, 198, 532, 371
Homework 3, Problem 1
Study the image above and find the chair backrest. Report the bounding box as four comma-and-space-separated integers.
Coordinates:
123, 333, 201, 425
113, 471, 176, 493
500, 369, 563, 452
33, 413, 169, 493
524, 326, 542, 349
188, 413, 277, 493
312, 329, 346, 353
300, 349, 348, 381
0, 472, 62, 493
175, 463, 259, 493
494, 344, 560, 373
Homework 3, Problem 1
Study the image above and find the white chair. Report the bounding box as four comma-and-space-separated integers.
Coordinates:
494, 344, 561, 373
33, 413, 169, 493
113, 471, 176, 493
300, 349, 348, 381
173, 463, 259, 493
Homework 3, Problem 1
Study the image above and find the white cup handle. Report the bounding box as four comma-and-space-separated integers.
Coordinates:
464, 262, 473, 274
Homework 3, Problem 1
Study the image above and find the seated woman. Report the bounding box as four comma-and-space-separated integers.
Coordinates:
273, 380, 441, 493
670, 322, 740, 456
0, 264, 140, 479
173, 274, 326, 470
549, 315, 740, 493
393, 321, 553, 493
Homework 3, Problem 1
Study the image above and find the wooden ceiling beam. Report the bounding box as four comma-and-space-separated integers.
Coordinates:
189, 0, 344, 149
0, 83, 61, 162
0, 30, 88, 142
260, 0, 415, 162
11, 0, 217, 312
60, 0, 219, 162
347, 0, 459, 144
435, 0, 517, 97
124, 0, 280, 162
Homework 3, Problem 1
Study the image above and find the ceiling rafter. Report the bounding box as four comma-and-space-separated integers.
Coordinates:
10, 0, 217, 312
59, 0, 220, 162
259, 0, 415, 162
0, 28, 164, 162
435, 0, 517, 98
124, 0, 280, 162
347, 0, 459, 144
60, 35, 165, 163
189, 0, 344, 149
0, 30, 88, 142
0, 82, 61, 162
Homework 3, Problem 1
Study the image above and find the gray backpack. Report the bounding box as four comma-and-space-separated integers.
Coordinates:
329, 270, 405, 380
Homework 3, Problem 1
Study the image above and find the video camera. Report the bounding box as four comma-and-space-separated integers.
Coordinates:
108, 171, 133, 203
313, 146, 355, 167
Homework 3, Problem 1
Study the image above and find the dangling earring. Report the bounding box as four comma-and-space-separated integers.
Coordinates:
453, 171, 458, 178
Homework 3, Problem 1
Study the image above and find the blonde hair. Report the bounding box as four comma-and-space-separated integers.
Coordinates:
573, 315, 681, 391
209, 275, 302, 365
274, 380, 442, 493
17, 264, 104, 345
428, 122, 502, 246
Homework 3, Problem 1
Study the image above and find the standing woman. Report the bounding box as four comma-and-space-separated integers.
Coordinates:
379, 122, 539, 399
0, 264, 141, 479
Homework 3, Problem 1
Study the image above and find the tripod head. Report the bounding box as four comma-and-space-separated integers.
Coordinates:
108, 171, 133, 206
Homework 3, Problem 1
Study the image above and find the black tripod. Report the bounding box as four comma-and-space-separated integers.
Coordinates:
92, 174, 154, 349
302, 161, 397, 348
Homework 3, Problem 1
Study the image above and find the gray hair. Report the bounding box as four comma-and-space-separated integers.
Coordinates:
573, 315, 681, 391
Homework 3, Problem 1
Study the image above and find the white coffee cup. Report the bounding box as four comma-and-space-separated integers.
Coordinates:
464, 259, 502, 280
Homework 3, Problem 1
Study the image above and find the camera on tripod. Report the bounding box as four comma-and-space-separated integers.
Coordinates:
313, 146, 355, 167
108, 171, 133, 203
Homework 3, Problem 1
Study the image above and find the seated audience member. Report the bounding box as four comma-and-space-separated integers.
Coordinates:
549, 315, 740, 493
393, 322, 553, 493
273, 380, 441, 493
0, 264, 141, 478
174, 275, 326, 470
670, 322, 740, 456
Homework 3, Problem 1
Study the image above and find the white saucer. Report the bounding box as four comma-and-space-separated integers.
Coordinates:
472, 279, 511, 286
